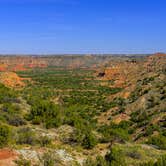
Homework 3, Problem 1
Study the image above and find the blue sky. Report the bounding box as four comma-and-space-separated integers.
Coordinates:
0, 0, 165, 54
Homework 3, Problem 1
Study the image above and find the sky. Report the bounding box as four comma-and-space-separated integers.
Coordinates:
0, 0, 165, 54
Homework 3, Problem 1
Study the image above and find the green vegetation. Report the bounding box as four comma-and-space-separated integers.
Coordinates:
147, 135, 166, 150
140, 155, 166, 166
16, 127, 36, 145
27, 100, 62, 128
0, 66, 165, 165
0, 124, 10, 147
98, 121, 130, 143
15, 157, 31, 166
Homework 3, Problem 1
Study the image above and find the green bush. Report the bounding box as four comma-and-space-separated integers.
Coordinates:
27, 100, 62, 128
7, 115, 26, 126
15, 156, 31, 166
16, 127, 36, 145
2, 103, 21, 114
40, 151, 62, 166
126, 150, 141, 159
82, 131, 97, 149
144, 124, 159, 136
131, 110, 149, 124
84, 156, 108, 166
147, 135, 166, 150
98, 123, 130, 143
0, 84, 18, 104
139, 155, 166, 166
0, 124, 11, 147
105, 147, 127, 166
38, 136, 51, 147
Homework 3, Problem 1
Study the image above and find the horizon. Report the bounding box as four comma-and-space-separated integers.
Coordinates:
0, 53, 154, 56
0, 0, 165, 54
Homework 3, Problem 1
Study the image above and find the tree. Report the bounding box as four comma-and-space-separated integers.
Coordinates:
27, 100, 62, 128
82, 131, 97, 149
105, 147, 127, 166
84, 156, 108, 166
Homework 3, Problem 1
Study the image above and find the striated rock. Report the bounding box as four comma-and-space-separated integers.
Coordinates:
97, 53, 166, 88
0, 54, 150, 71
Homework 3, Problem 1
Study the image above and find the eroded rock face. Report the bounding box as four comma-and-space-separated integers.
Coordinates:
0, 56, 48, 71
145, 53, 166, 72
0, 72, 25, 88
97, 53, 166, 88
99, 61, 142, 87
0, 55, 149, 71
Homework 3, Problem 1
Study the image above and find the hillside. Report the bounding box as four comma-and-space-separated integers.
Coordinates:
97, 53, 166, 140
0, 53, 165, 166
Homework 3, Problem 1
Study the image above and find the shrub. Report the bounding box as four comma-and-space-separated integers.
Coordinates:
147, 135, 166, 150
105, 147, 127, 166
98, 123, 130, 143
16, 127, 36, 145
0, 124, 10, 147
15, 156, 31, 166
126, 151, 141, 159
45, 117, 61, 129
142, 77, 155, 85
38, 136, 51, 147
28, 100, 62, 128
144, 124, 159, 136
40, 151, 62, 166
82, 131, 97, 149
118, 121, 132, 129
84, 156, 108, 166
31, 116, 41, 125
110, 128, 129, 142
0, 84, 17, 104
2, 103, 21, 114
131, 110, 149, 123
139, 155, 166, 166
7, 115, 26, 126
129, 86, 142, 103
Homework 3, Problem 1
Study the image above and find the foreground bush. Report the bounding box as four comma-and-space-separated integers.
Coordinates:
27, 100, 62, 128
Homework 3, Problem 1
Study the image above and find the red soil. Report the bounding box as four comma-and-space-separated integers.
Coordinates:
0, 64, 8, 72
0, 149, 16, 160
11, 64, 27, 71
0, 149, 18, 166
